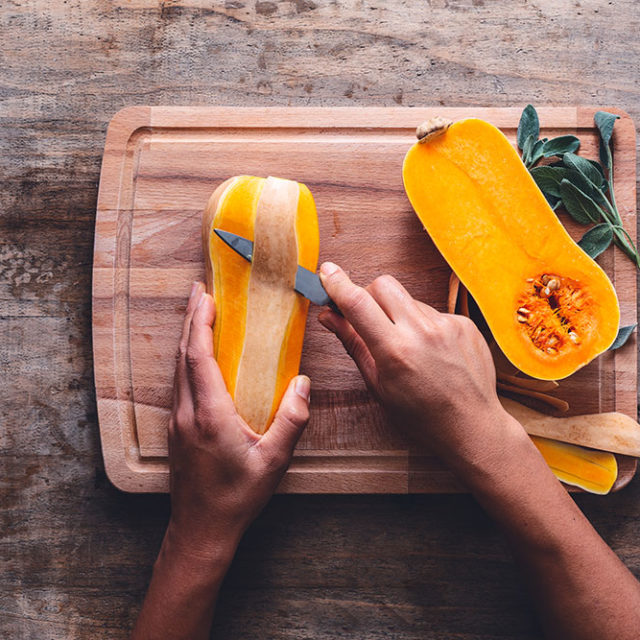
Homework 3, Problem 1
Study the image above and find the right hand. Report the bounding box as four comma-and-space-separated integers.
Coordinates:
318, 262, 523, 470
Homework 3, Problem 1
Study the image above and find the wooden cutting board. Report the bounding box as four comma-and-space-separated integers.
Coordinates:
93, 106, 637, 493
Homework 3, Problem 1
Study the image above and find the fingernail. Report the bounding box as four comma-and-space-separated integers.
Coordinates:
196, 291, 207, 308
295, 375, 311, 402
320, 262, 339, 277
190, 281, 200, 299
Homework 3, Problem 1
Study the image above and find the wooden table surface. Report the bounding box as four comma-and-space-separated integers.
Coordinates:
2, 1, 640, 638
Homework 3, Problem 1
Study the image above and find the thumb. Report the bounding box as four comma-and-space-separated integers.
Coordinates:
260, 375, 311, 460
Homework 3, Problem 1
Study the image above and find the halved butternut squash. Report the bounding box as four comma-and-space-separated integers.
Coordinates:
202, 176, 319, 434
403, 118, 620, 380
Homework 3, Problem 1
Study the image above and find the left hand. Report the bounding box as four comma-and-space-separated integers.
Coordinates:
165, 281, 311, 562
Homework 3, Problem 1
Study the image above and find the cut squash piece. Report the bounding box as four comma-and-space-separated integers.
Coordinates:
501, 396, 640, 458
202, 176, 319, 434
531, 436, 617, 495
403, 118, 620, 380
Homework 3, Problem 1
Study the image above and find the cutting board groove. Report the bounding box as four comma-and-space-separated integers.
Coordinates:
93, 106, 637, 493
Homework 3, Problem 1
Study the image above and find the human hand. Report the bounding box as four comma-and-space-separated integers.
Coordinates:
318, 263, 522, 471
165, 281, 311, 563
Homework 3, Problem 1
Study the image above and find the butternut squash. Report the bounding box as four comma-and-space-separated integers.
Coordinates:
202, 176, 319, 434
403, 118, 620, 380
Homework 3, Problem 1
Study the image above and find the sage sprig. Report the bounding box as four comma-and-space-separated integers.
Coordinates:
517, 105, 640, 269
517, 104, 580, 170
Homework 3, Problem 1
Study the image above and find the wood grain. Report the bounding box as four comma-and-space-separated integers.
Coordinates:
93, 106, 637, 493
4, 0, 640, 637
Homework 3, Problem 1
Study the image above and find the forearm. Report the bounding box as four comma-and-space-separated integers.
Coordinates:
458, 410, 640, 640
131, 527, 238, 640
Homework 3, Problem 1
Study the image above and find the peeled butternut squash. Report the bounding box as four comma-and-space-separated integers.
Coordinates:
202, 176, 319, 434
403, 118, 620, 380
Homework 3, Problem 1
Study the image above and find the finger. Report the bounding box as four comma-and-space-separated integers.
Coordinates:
259, 375, 311, 463
366, 274, 421, 325
414, 298, 443, 320
319, 262, 392, 356
173, 281, 205, 408
186, 291, 236, 419
318, 310, 378, 390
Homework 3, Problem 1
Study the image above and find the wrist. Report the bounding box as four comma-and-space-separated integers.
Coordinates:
442, 403, 535, 487
160, 520, 240, 576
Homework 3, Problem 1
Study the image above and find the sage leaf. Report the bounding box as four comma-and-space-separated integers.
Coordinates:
599, 139, 610, 168
529, 138, 545, 166
595, 111, 619, 168
578, 223, 613, 259
608, 324, 636, 351
517, 105, 539, 150
559, 179, 602, 224
522, 133, 536, 166
594, 111, 619, 147
545, 193, 561, 209
588, 159, 606, 185
563, 153, 605, 188
564, 168, 607, 204
612, 226, 637, 261
530, 166, 568, 198
542, 135, 580, 158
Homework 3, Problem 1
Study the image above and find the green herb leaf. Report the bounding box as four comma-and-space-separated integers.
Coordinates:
558, 179, 603, 224
529, 139, 545, 166
612, 226, 638, 263
595, 111, 619, 168
588, 159, 607, 186
577, 223, 613, 259
599, 140, 609, 168
594, 111, 620, 147
564, 168, 608, 204
608, 324, 636, 351
563, 153, 605, 188
517, 105, 539, 150
522, 133, 536, 166
530, 166, 568, 198
541, 135, 580, 158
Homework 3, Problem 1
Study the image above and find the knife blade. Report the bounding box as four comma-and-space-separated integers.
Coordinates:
213, 228, 337, 310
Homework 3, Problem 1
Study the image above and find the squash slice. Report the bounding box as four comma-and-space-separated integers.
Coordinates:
531, 436, 617, 495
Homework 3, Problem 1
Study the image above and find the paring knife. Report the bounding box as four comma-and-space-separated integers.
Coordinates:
214, 228, 338, 311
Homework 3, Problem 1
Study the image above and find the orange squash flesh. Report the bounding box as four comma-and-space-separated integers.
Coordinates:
530, 436, 617, 495
202, 176, 319, 434
402, 118, 620, 380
